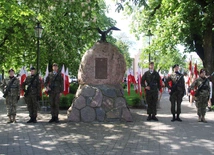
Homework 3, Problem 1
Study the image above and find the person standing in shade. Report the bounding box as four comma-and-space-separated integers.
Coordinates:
44, 63, 64, 123
22, 67, 41, 123
0, 69, 20, 123
167, 64, 185, 122
190, 69, 210, 122
141, 62, 161, 121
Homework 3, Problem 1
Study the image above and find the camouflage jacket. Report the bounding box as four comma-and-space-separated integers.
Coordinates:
44, 71, 64, 93
166, 72, 185, 92
22, 74, 41, 96
190, 77, 210, 97
0, 76, 20, 97
141, 70, 161, 91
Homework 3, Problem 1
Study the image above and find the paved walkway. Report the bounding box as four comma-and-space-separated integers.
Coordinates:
0, 91, 214, 155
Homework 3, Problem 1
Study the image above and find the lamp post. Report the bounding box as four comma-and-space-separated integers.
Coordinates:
146, 30, 152, 63
34, 22, 43, 73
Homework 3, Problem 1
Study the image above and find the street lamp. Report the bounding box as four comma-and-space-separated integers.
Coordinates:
146, 30, 153, 63
34, 22, 43, 73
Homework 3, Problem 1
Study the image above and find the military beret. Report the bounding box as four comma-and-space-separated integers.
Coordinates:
199, 69, 205, 74
52, 63, 58, 66
149, 62, 154, 65
173, 64, 179, 69
30, 67, 36, 70
8, 68, 15, 73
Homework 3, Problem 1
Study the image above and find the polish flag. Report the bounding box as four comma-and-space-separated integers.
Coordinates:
44, 64, 49, 83
19, 67, 27, 96
64, 68, 70, 95
137, 68, 142, 96
188, 60, 192, 76
194, 62, 198, 79
61, 65, 66, 93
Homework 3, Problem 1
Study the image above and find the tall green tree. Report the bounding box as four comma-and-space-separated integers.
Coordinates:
115, 0, 214, 74
0, 0, 116, 76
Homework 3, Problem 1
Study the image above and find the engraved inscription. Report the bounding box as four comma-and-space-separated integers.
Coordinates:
95, 58, 107, 79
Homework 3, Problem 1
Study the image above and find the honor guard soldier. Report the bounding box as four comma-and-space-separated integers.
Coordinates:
167, 64, 185, 122
22, 67, 41, 123
189, 69, 210, 122
0, 69, 20, 123
141, 62, 161, 121
44, 63, 64, 123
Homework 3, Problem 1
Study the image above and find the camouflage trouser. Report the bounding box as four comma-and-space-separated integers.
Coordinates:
146, 90, 158, 115
25, 95, 38, 118
5, 95, 17, 116
195, 96, 209, 117
170, 91, 183, 114
49, 92, 60, 117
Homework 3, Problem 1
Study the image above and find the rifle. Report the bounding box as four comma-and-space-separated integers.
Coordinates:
24, 73, 39, 97
47, 71, 60, 94
169, 74, 184, 95
3, 77, 17, 98
194, 72, 214, 97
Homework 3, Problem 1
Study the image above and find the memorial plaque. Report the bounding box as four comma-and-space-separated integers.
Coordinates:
95, 58, 107, 79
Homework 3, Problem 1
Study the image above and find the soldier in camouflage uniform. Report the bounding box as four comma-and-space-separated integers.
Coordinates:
141, 62, 161, 121
167, 64, 185, 122
0, 69, 20, 123
22, 67, 41, 123
190, 69, 210, 123
44, 63, 64, 123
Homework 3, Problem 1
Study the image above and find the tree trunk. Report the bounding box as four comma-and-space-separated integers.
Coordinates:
203, 23, 214, 75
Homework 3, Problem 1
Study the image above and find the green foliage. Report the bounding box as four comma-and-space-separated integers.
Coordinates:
0, 0, 116, 76
114, 0, 214, 73
131, 96, 142, 107
114, 39, 133, 68
69, 83, 79, 94
60, 94, 75, 109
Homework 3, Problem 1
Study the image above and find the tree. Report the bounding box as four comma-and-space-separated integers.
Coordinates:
114, 39, 132, 69
115, 0, 214, 74
0, 0, 116, 77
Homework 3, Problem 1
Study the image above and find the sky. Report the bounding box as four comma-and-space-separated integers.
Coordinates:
104, 1, 142, 58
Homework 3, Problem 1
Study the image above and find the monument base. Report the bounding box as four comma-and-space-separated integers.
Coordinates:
67, 84, 133, 122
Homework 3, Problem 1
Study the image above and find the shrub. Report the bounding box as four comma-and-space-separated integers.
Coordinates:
60, 94, 75, 109
131, 96, 142, 107
69, 83, 79, 94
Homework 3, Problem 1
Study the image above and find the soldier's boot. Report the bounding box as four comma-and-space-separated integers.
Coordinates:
55, 116, 59, 123
171, 114, 176, 122
7, 116, 13, 123
147, 114, 152, 121
33, 117, 37, 123
27, 117, 34, 123
176, 114, 182, 122
201, 116, 207, 123
152, 115, 158, 121
12, 115, 17, 123
198, 115, 202, 122
49, 116, 55, 123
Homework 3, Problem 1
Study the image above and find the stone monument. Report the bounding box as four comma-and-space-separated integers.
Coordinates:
67, 27, 132, 122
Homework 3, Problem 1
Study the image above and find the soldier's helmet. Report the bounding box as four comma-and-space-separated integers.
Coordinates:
199, 69, 205, 74
172, 64, 179, 69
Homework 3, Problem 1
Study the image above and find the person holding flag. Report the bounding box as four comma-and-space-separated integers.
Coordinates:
141, 62, 161, 121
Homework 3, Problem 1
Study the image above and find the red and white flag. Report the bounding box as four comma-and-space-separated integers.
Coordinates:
44, 64, 49, 82
64, 68, 70, 95
19, 67, 27, 96
194, 62, 198, 79
61, 65, 66, 93
137, 68, 142, 96
127, 73, 137, 95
